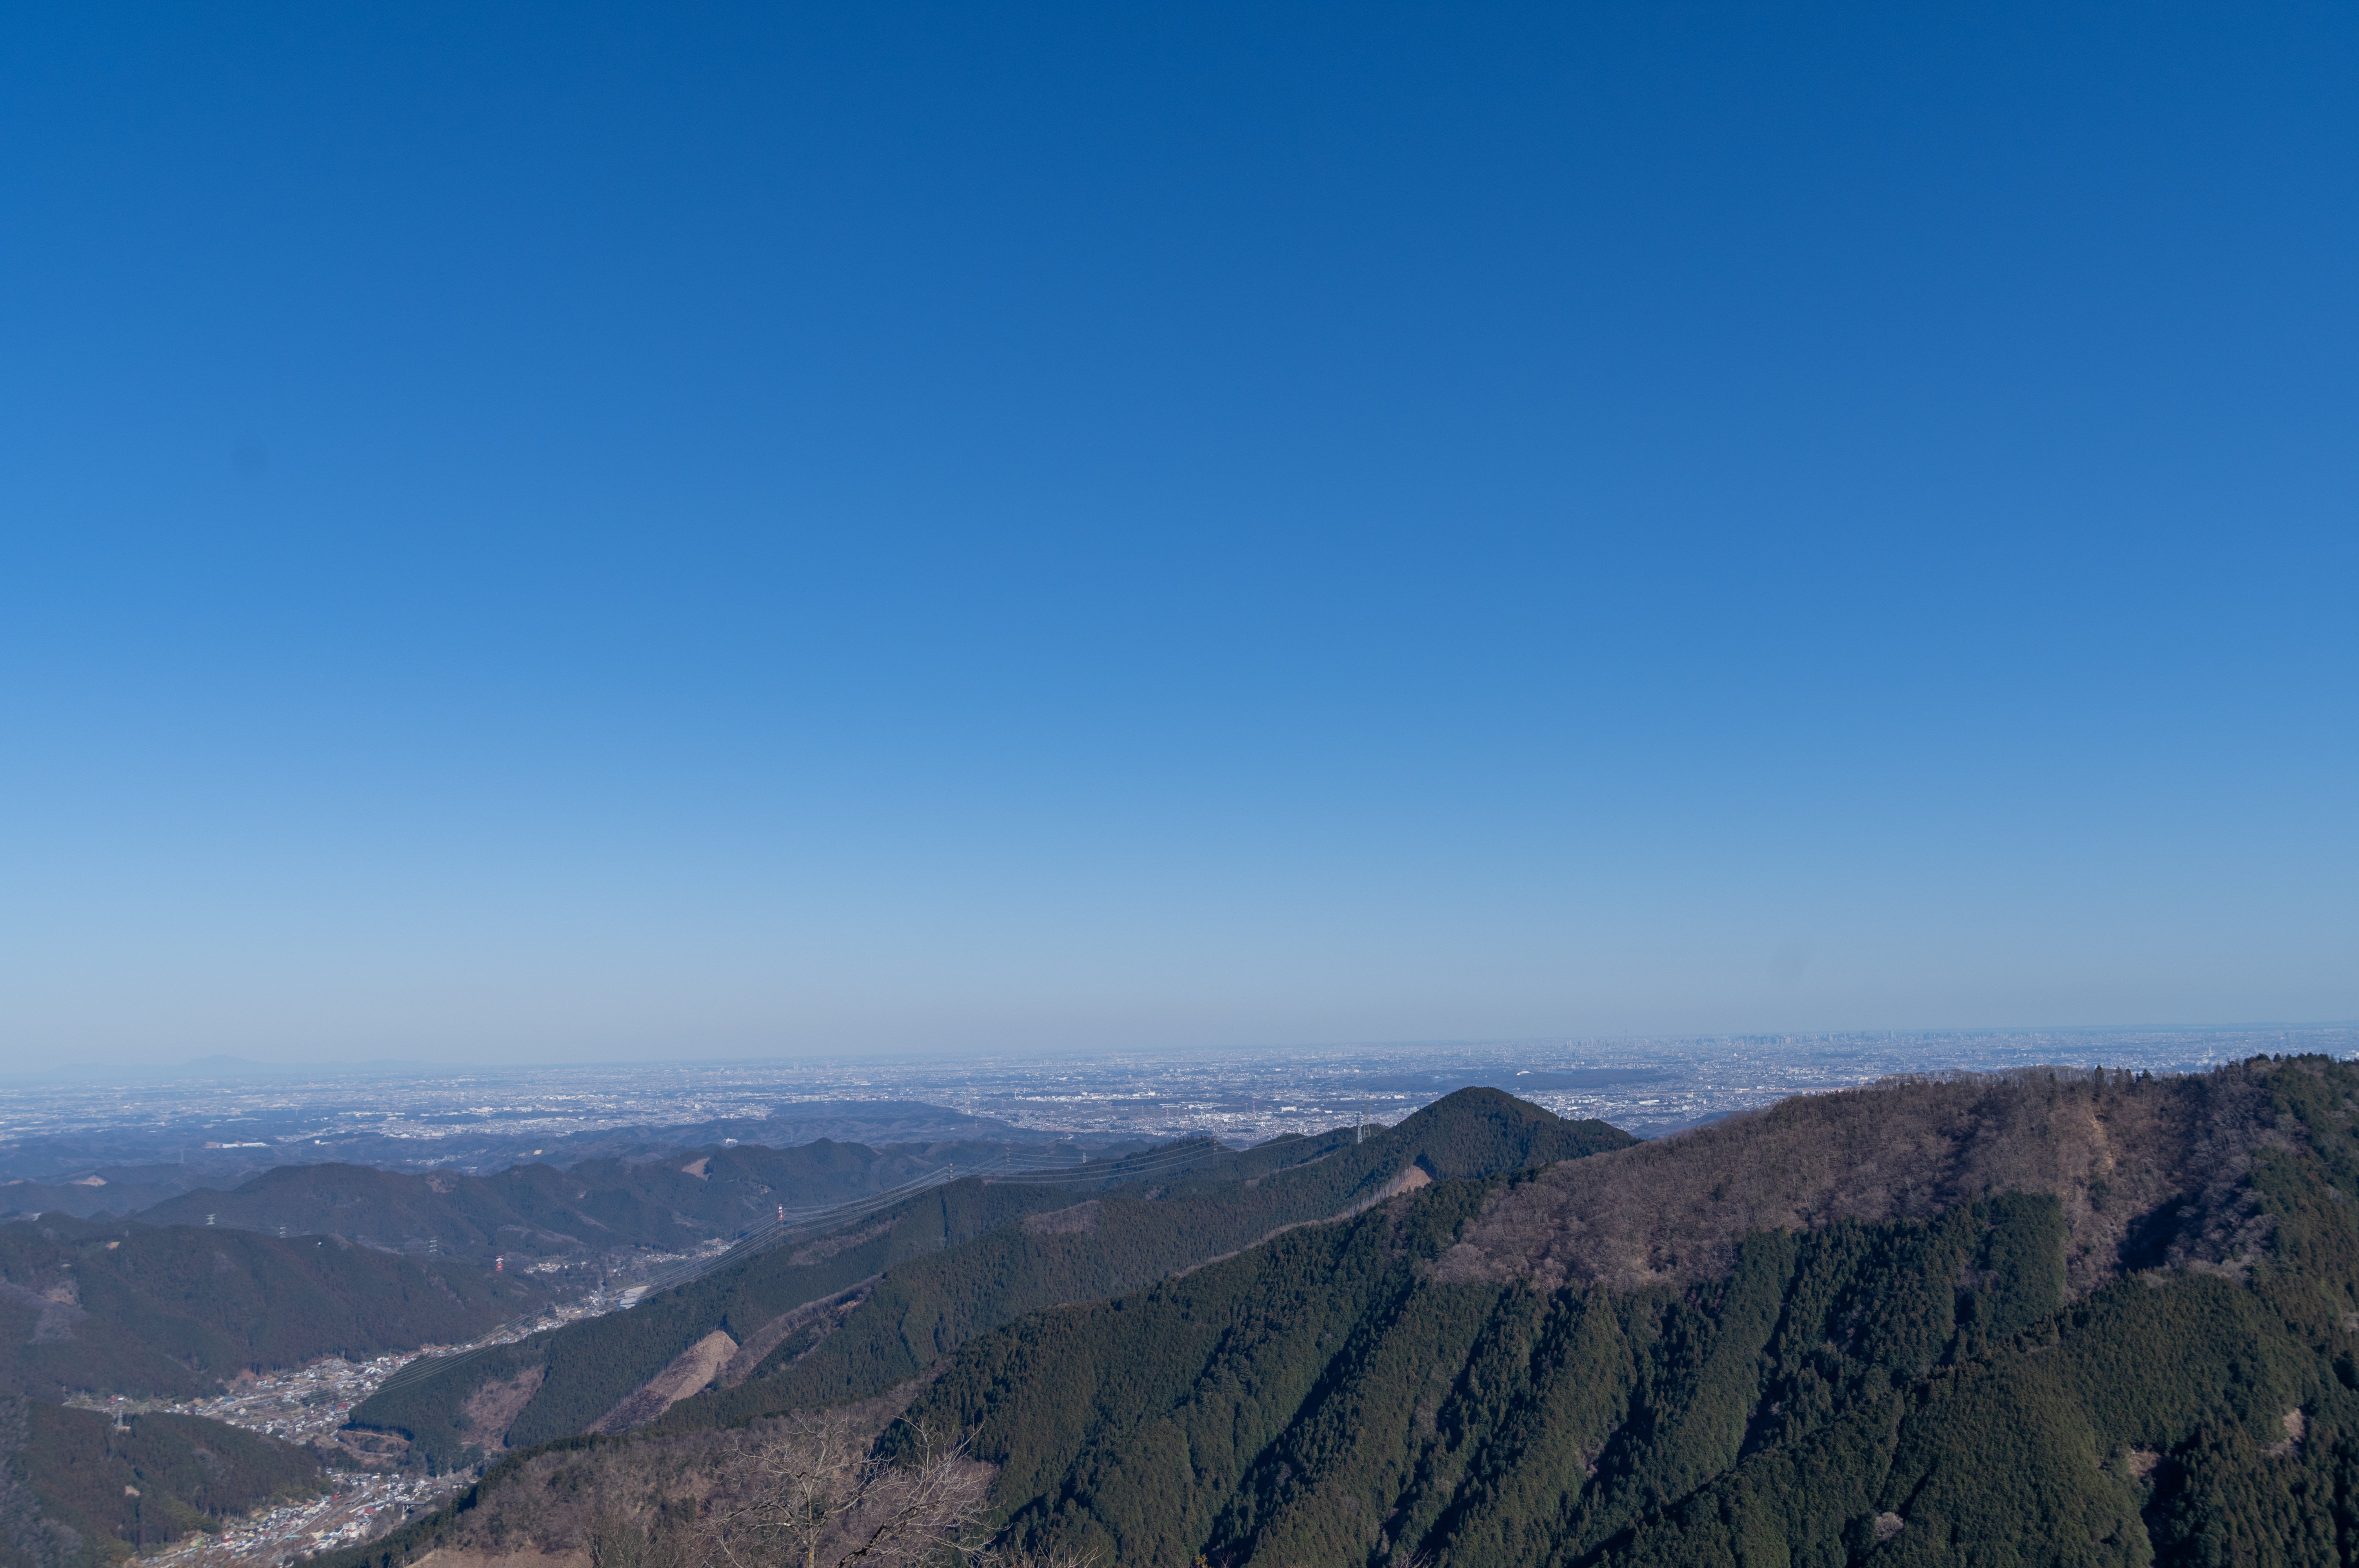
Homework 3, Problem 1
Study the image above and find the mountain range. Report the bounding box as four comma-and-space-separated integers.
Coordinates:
129, 1138, 1064, 1263
0, 1089, 1627, 1568
347, 1091, 1632, 1470
314, 1057, 2359, 1568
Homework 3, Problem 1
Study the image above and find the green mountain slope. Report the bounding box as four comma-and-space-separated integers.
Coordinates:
890, 1058, 2359, 1567
667, 1087, 1630, 1434
0, 1218, 555, 1401
0, 1396, 323, 1568
347, 1092, 1630, 1469
353, 1177, 1087, 1471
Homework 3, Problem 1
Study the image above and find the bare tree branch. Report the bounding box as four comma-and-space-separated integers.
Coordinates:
685, 1415, 995, 1568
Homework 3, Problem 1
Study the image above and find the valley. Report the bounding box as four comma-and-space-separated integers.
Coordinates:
131, 1472, 455, 1568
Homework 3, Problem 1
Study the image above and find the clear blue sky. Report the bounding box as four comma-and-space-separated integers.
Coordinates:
3, 5, 2352, 1067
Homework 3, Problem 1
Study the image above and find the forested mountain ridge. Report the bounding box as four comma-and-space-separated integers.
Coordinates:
345, 1092, 1630, 1470
895, 1057, 2359, 1567
1, 1396, 323, 1568
0, 1217, 554, 1401
131, 1138, 1075, 1263
653, 1086, 1630, 1435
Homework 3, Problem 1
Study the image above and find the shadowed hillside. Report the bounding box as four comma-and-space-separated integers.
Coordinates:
0, 1218, 555, 1401
0, 1396, 323, 1568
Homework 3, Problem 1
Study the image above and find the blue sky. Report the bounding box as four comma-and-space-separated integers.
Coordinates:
3, 5, 2353, 1066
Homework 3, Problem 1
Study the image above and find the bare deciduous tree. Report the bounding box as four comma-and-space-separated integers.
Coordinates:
591, 1509, 683, 1568
689, 1417, 995, 1568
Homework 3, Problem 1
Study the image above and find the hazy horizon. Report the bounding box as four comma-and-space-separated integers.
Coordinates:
16, 1022, 2358, 1080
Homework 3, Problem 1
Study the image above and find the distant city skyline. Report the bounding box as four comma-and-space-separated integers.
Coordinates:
4, 7, 2353, 1066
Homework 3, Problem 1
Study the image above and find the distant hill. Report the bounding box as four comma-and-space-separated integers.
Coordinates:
347, 1091, 1632, 1471
0, 1100, 1061, 1188
130, 1137, 1105, 1263
134, 1163, 593, 1258
0, 1396, 322, 1568
0, 1174, 188, 1224
0, 1217, 556, 1401
530, 1102, 1064, 1163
